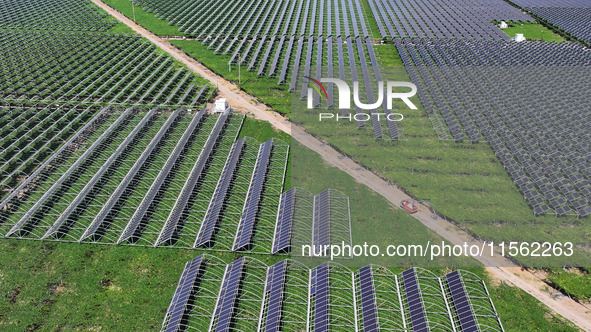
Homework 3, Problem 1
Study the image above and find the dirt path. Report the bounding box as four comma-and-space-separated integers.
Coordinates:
93, 1, 591, 329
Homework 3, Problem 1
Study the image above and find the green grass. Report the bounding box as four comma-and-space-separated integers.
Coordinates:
102, 0, 184, 36
107, 21, 135, 34
0, 239, 579, 331
547, 269, 591, 301
501, 22, 566, 42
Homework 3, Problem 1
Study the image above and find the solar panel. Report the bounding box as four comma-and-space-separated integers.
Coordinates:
118, 108, 205, 244
359, 266, 379, 331
156, 108, 230, 246
5, 108, 133, 237
446, 271, 478, 332
79, 107, 183, 241
213, 257, 246, 332
402, 269, 429, 332
0, 106, 111, 212
165, 255, 204, 332
314, 263, 329, 332
233, 139, 273, 251
195, 137, 245, 248
43, 108, 157, 240
313, 190, 331, 255
271, 189, 296, 254
264, 260, 287, 332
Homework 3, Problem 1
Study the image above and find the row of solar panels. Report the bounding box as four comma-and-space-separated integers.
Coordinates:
368, 0, 533, 40
161, 255, 505, 331
394, 38, 591, 216
0, 107, 296, 251
272, 188, 353, 255
0, 31, 212, 109
0, 0, 116, 32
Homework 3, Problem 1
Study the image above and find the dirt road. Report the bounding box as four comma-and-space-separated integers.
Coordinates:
93, 1, 591, 329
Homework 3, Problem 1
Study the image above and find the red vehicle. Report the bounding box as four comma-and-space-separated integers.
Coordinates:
400, 200, 418, 214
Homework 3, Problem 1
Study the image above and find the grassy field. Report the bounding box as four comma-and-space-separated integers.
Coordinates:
546, 268, 591, 301
500, 22, 566, 42
0, 238, 579, 331
102, 0, 184, 36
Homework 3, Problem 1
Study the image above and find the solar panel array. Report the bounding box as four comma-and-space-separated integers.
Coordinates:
358, 266, 379, 331
162, 257, 505, 332
510, 0, 591, 8
0, 105, 104, 197
263, 261, 288, 332
313, 263, 330, 331
131, 0, 402, 140
313, 189, 331, 253
0, 30, 212, 108
233, 139, 273, 251
525, 7, 591, 45
0, 107, 292, 252
395, 38, 591, 216
368, 0, 533, 40
211, 257, 246, 331
271, 188, 353, 257
402, 268, 429, 331
0, 0, 116, 31
446, 270, 478, 332
165, 256, 204, 332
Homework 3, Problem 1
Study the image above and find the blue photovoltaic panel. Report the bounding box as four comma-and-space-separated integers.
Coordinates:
165, 255, 204, 332
233, 139, 273, 251
118, 108, 204, 244
271, 189, 296, 254
194, 137, 245, 247
359, 266, 379, 332
264, 260, 287, 332
402, 269, 429, 332
313, 190, 331, 253
157, 109, 230, 245
314, 263, 329, 332
214, 257, 246, 332
446, 271, 479, 332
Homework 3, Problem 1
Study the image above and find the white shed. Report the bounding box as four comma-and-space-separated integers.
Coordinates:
214, 98, 229, 113
515, 33, 526, 42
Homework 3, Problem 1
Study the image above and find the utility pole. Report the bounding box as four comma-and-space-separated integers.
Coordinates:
132, 0, 136, 24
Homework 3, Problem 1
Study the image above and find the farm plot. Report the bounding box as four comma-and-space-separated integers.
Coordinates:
161, 255, 505, 331
394, 38, 591, 217
0, 0, 116, 32
0, 107, 293, 254
0, 30, 213, 108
